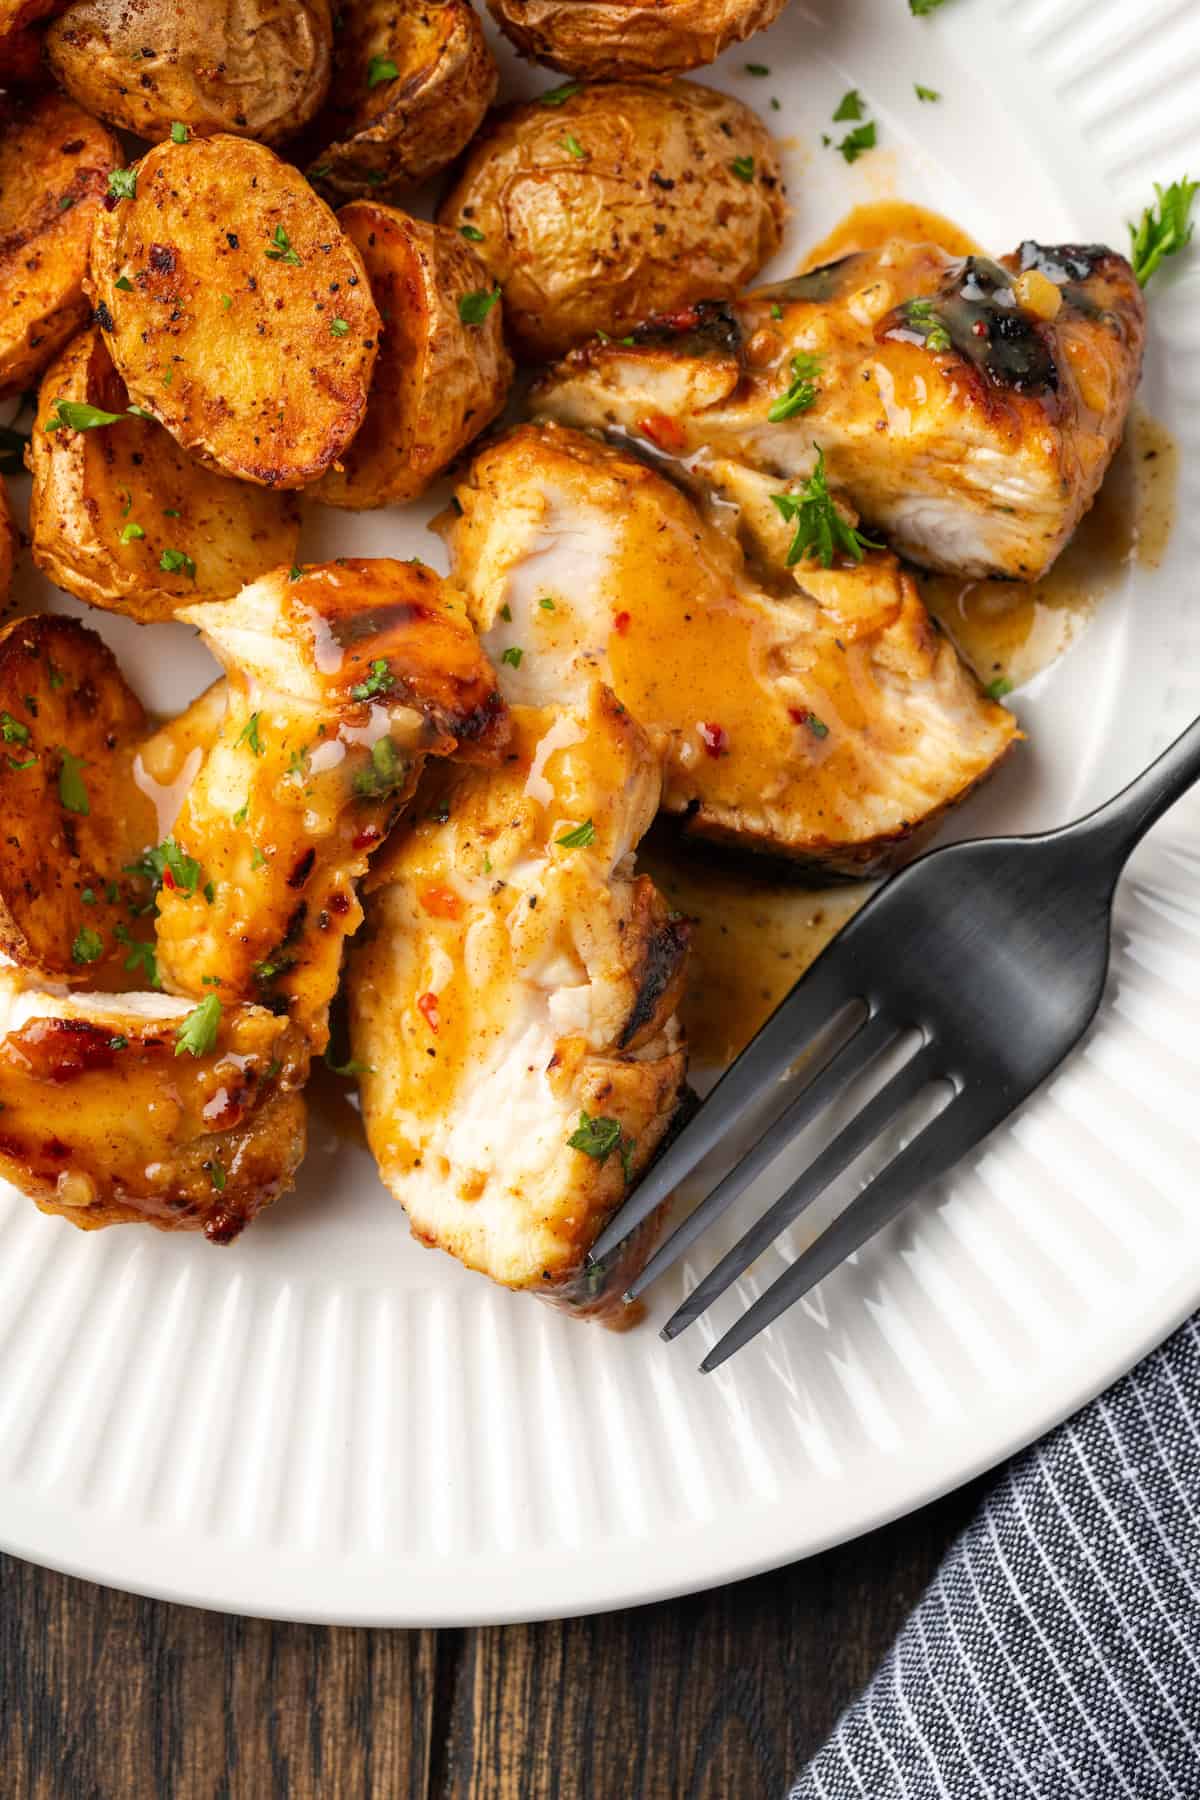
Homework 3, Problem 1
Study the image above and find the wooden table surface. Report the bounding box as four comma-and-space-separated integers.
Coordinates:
0, 1474, 988, 1798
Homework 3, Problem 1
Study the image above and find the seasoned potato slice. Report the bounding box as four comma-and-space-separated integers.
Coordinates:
485, 0, 788, 79
315, 205, 512, 509
0, 978, 309, 1240
0, 613, 162, 985
88, 135, 381, 489
0, 92, 121, 397
29, 327, 302, 620
309, 0, 496, 205
438, 80, 786, 361
0, 476, 14, 605
45, 0, 331, 146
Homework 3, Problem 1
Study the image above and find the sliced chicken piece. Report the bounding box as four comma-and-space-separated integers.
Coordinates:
153, 558, 509, 1046
534, 238, 1146, 581
445, 423, 1018, 873
348, 683, 690, 1319
0, 975, 307, 1242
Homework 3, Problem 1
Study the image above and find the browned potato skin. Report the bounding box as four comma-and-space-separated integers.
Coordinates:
45, 0, 332, 146
29, 327, 302, 620
0, 477, 14, 604
0, 93, 121, 397
486, 0, 788, 78
315, 205, 512, 509
0, 998, 309, 1241
437, 80, 786, 361
88, 135, 381, 489
308, 0, 496, 205
0, 614, 161, 985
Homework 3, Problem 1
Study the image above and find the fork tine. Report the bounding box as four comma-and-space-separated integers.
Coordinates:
587, 953, 853, 1265
663, 1038, 939, 1341
624, 1009, 897, 1302
698, 1088, 998, 1373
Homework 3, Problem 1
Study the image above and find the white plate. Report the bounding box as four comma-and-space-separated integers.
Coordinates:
2, 0, 1198, 1625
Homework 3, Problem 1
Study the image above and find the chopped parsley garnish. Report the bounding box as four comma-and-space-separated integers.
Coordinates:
767, 351, 822, 422
288, 564, 303, 581
745, 62, 769, 75
114, 276, 134, 292
909, 0, 949, 11
107, 167, 137, 201
567, 1111, 623, 1161
48, 665, 64, 691
459, 223, 485, 242
538, 596, 556, 611
265, 224, 302, 266
57, 748, 89, 815
286, 746, 309, 779
986, 675, 1014, 700
125, 836, 203, 898
0, 711, 29, 744
126, 404, 156, 420
206, 1160, 226, 1192
500, 645, 523, 668
163, 507, 180, 517
836, 121, 877, 163
120, 521, 145, 542
458, 287, 500, 326
324, 1044, 375, 1077
352, 736, 407, 799
159, 547, 196, 578
770, 302, 783, 320
170, 120, 188, 143
236, 711, 264, 755
833, 89, 865, 121
175, 994, 221, 1059
71, 926, 104, 963
114, 924, 159, 987
901, 297, 952, 351
309, 163, 331, 180
43, 399, 124, 434
7, 756, 36, 772
556, 819, 595, 848
82, 888, 96, 905
730, 155, 755, 181
330, 316, 350, 337
221, 294, 232, 309
250, 846, 266, 869
1129, 178, 1198, 286
538, 82, 579, 105
562, 133, 587, 160
349, 657, 395, 701
915, 83, 941, 101
771, 449, 880, 569
108, 1036, 128, 1051
367, 54, 399, 86
499, 603, 512, 622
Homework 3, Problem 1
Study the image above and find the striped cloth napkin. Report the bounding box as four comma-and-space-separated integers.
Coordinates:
790, 1312, 1200, 1800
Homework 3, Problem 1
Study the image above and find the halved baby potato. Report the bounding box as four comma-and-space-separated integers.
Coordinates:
45, 0, 331, 146
485, 0, 789, 79
309, 0, 496, 205
29, 327, 302, 620
0, 91, 121, 397
315, 205, 512, 509
88, 135, 381, 489
0, 613, 160, 985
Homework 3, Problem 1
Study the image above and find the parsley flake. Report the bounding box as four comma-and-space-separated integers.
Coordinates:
367, 54, 399, 86
324, 1044, 375, 1077
120, 521, 145, 542
1129, 178, 1198, 286
771, 449, 880, 570
349, 657, 395, 701
562, 133, 587, 160
352, 736, 407, 799
730, 155, 755, 181
236, 711, 264, 755
556, 819, 595, 848
459, 223, 485, 242
986, 675, 1014, 700
43, 399, 123, 434
538, 81, 579, 105
767, 351, 822, 422
458, 287, 500, 326
833, 89, 865, 121
915, 83, 941, 101
567, 1110, 628, 1165
170, 120, 188, 143
501, 645, 523, 668
0, 711, 29, 745
836, 121, 877, 163
57, 748, 89, 815
330, 316, 350, 337
265, 224, 302, 266
175, 994, 221, 1059
72, 926, 104, 964
107, 167, 137, 201
114, 275, 134, 292
159, 547, 196, 578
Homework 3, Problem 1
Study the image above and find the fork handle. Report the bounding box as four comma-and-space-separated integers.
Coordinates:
1074, 711, 1200, 865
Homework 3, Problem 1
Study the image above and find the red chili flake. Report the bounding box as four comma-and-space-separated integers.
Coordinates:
416, 992, 440, 1033
160, 866, 177, 890
789, 707, 830, 739
972, 320, 988, 337
638, 413, 687, 453
352, 826, 381, 850
419, 883, 462, 920
613, 610, 631, 635
698, 721, 729, 757
659, 307, 702, 331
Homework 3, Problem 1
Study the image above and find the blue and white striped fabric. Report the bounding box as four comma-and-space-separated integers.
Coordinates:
791, 1314, 1200, 1800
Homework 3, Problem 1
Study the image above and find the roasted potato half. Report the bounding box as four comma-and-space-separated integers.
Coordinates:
485, 0, 788, 79
437, 80, 786, 361
89, 135, 381, 489
309, 0, 496, 205
0, 92, 121, 397
29, 327, 302, 620
315, 205, 511, 509
45, 0, 331, 146
0, 613, 162, 985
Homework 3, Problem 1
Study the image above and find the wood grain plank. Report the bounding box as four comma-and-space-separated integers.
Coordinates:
440, 1479, 987, 1800
0, 1553, 439, 1800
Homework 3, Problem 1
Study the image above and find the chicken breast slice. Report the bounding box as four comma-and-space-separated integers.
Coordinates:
0, 974, 307, 1242
534, 238, 1145, 581
445, 422, 1018, 873
348, 683, 690, 1319
153, 558, 509, 1046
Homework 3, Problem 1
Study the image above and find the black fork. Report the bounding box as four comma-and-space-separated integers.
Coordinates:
589, 713, 1200, 1371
